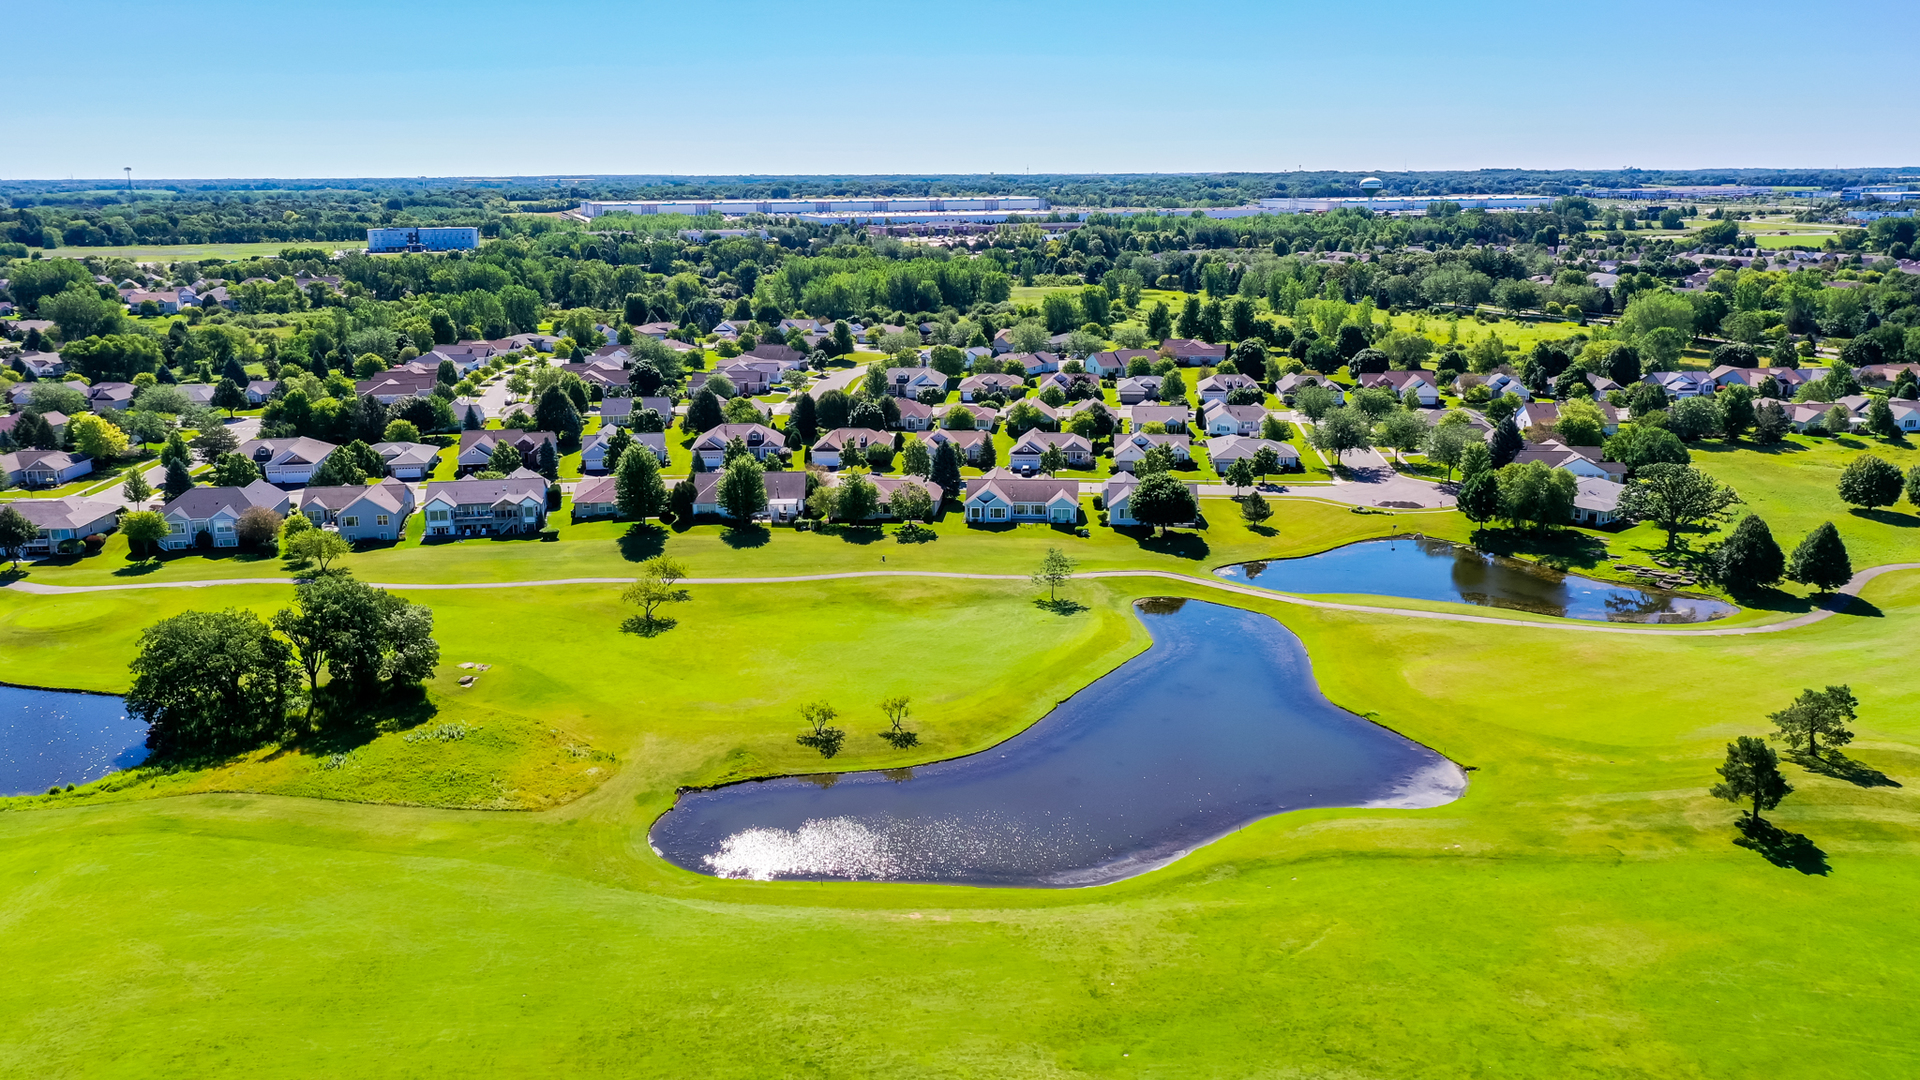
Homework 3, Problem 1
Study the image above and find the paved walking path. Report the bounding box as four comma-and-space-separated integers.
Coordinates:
11, 563, 1917, 639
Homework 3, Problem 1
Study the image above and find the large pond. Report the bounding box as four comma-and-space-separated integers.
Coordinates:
1, 684, 147, 797
1217, 537, 1737, 623
650, 599, 1463, 888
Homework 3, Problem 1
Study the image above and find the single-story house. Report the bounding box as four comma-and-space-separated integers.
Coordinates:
1201, 402, 1267, 437
0, 409, 67, 441
572, 475, 620, 519
11, 497, 120, 556
884, 366, 948, 399
824, 474, 944, 521
958, 373, 1023, 401
1513, 401, 1623, 437
925, 428, 991, 464
159, 481, 291, 549
744, 344, 805, 369
420, 469, 549, 538
1111, 432, 1192, 472
1708, 365, 1821, 394
1088, 349, 1155, 378
935, 402, 999, 430
692, 470, 807, 523
1585, 372, 1624, 395
1037, 371, 1100, 397
1103, 474, 1197, 527
1481, 372, 1530, 401
18, 353, 68, 379
1788, 402, 1850, 432
1358, 370, 1439, 406
892, 398, 935, 432
1207, 436, 1300, 474
370, 440, 443, 480
11, 379, 85, 407
963, 471, 1080, 524
1117, 376, 1163, 405
1008, 430, 1094, 472
1511, 440, 1628, 481
560, 363, 626, 392
1159, 339, 1228, 366
812, 427, 892, 469
1005, 352, 1062, 377
1643, 371, 1715, 399
1572, 477, 1626, 527
581, 430, 668, 472
245, 379, 280, 405
1276, 373, 1347, 405
176, 384, 217, 408
87, 382, 137, 413
0, 450, 93, 487
451, 398, 490, 428
1196, 373, 1258, 404
298, 478, 415, 542
689, 423, 784, 468
358, 368, 441, 404
238, 436, 338, 485
458, 430, 557, 472
1129, 404, 1191, 433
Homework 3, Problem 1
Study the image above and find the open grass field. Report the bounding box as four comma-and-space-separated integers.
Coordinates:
42, 240, 363, 262
3, 557, 1919, 1077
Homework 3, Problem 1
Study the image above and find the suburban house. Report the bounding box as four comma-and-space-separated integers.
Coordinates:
812, 427, 892, 469
1037, 371, 1100, 398
238, 437, 338, 485
458, 430, 557, 472
1857, 363, 1920, 389
11, 378, 84, 406
159, 481, 291, 550
936, 402, 998, 430
1276, 373, 1345, 404
598, 396, 671, 426
1787, 402, 1849, 432
451, 398, 489, 428
1005, 352, 1062, 377
1103, 474, 1196, 527
559, 362, 625, 392
1117, 376, 1163, 405
883, 366, 948, 399
1088, 349, 1154, 378
245, 379, 280, 405
0, 409, 66, 441
357, 367, 441, 403
1160, 339, 1228, 366
958, 373, 1023, 401
925, 428, 991, 464
298, 478, 415, 543
1708, 365, 1823, 394
744, 344, 805, 369
1481, 372, 1531, 401
86, 382, 137, 413
963, 471, 1080, 524
1585, 372, 1624, 395
1358, 370, 1439, 406
1512, 401, 1623, 436
121, 288, 187, 314
428, 343, 496, 374
1571, 477, 1626, 527
1129, 404, 1191, 433
572, 475, 620, 519
1201, 402, 1267, 436
703, 360, 781, 395
869, 475, 944, 520
892, 398, 935, 431
689, 423, 784, 468
1008, 430, 1094, 472
581, 430, 668, 472
421, 469, 549, 538
1196, 373, 1258, 403
1511, 440, 1628, 481
692, 470, 807, 522
0, 450, 93, 487
1062, 398, 1118, 426
1111, 432, 1193, 472
1643, 371, 1715, 399
12, 497, 120, 556
18, 353, 68, 378
1206, 436, 1301, 475
371, 440, 443, 480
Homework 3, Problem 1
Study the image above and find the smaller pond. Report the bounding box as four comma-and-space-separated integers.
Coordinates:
1, 685, 147, 797
1217, 537, 1736, 624
649, 599, 1463, 888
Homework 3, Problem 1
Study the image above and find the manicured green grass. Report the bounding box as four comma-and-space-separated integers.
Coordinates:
4, 569, 1919, 1077
1689, 433, 1920, 570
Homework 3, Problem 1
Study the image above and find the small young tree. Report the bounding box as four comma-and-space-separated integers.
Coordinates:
1786, 521, 1852, 592
621, 556, 690, 635
1710, 735, 1793, 826
1768, 685, 1858, 759
1224, 457, 1256, 494
1038, 441, 1068, 477
1240, 489, 1273, 527
1714, 514, 1785, 594
878, 695, 917, 748
796, 700, 846, 758
234, 507, 283, 550
1251, 444, 1282, 483
285, 528, 350, 573
120, 510, 170, 557
0, 506, 36, 567
1031, 547, 1074, 602
122, 470, 154, 504
1836, 454, 1904, 510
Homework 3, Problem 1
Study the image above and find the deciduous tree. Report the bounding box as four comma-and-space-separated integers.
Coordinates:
127, 609, 297, 758
621, 556, 690, 635
1617, 463, 1741, 548
1837, 454, 1903, 509
1031, 547, 1074, 601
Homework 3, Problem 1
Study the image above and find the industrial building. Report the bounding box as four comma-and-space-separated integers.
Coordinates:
366, 226, 481, 253
1257, 194, 1555, 214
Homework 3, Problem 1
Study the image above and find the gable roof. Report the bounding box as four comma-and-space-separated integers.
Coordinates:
161, 480, 288, 519
423, 468, 548, 505
964, 472, 1078, 505
693, 469, 808, 504
299, 478, 413, 514
689, 423, 782, 451
8, 497, 120, 532
238, 436, 337, 467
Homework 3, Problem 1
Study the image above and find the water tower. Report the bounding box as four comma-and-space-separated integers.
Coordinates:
1359, 176, 1384, 199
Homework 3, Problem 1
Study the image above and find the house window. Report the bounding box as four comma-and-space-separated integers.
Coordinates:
428, 509, 450, 522
343, 516, 359, 527
215, 522, 234, 533
376, 515, 389, 526
522, 504, 536, 520
989, 506, 1007, 520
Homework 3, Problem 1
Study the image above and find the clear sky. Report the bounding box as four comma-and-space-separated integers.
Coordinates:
12, 0, 1918, 179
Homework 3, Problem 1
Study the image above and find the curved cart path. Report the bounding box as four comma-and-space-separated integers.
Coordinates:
10, 563, 1918, 638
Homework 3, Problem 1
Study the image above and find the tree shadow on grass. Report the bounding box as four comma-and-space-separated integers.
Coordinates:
720, 525, 770, 550
1130, 528, 1211, 561
620, 615, 678, 637
1033, 597, 1089, 616
1789, 750, 1902, 789
1733, 817, 1830, 876
1847, 507, 1920, 529
823, 524, 884, 545
616, 523, 667, 562
277, 685, 440, 758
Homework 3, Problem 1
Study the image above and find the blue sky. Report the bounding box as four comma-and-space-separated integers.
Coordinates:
12, 0, 1919, 179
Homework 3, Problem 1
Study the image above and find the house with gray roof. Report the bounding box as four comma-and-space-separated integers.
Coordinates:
297, 478, 415, 542
238, 436, 338, 485
159, 481, 290, 549
11, 497, 120, 556
963, 471, 1079, 525
421, 469, 549, 538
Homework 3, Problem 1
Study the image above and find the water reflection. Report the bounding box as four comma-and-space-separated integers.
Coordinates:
1, 685, 147, 796
1222, 537, 1735, 623
650, 599, 1463, 888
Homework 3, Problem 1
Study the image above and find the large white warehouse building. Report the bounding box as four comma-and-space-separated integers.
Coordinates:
579, 196, 1047, 219
366, 226, 480, 253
